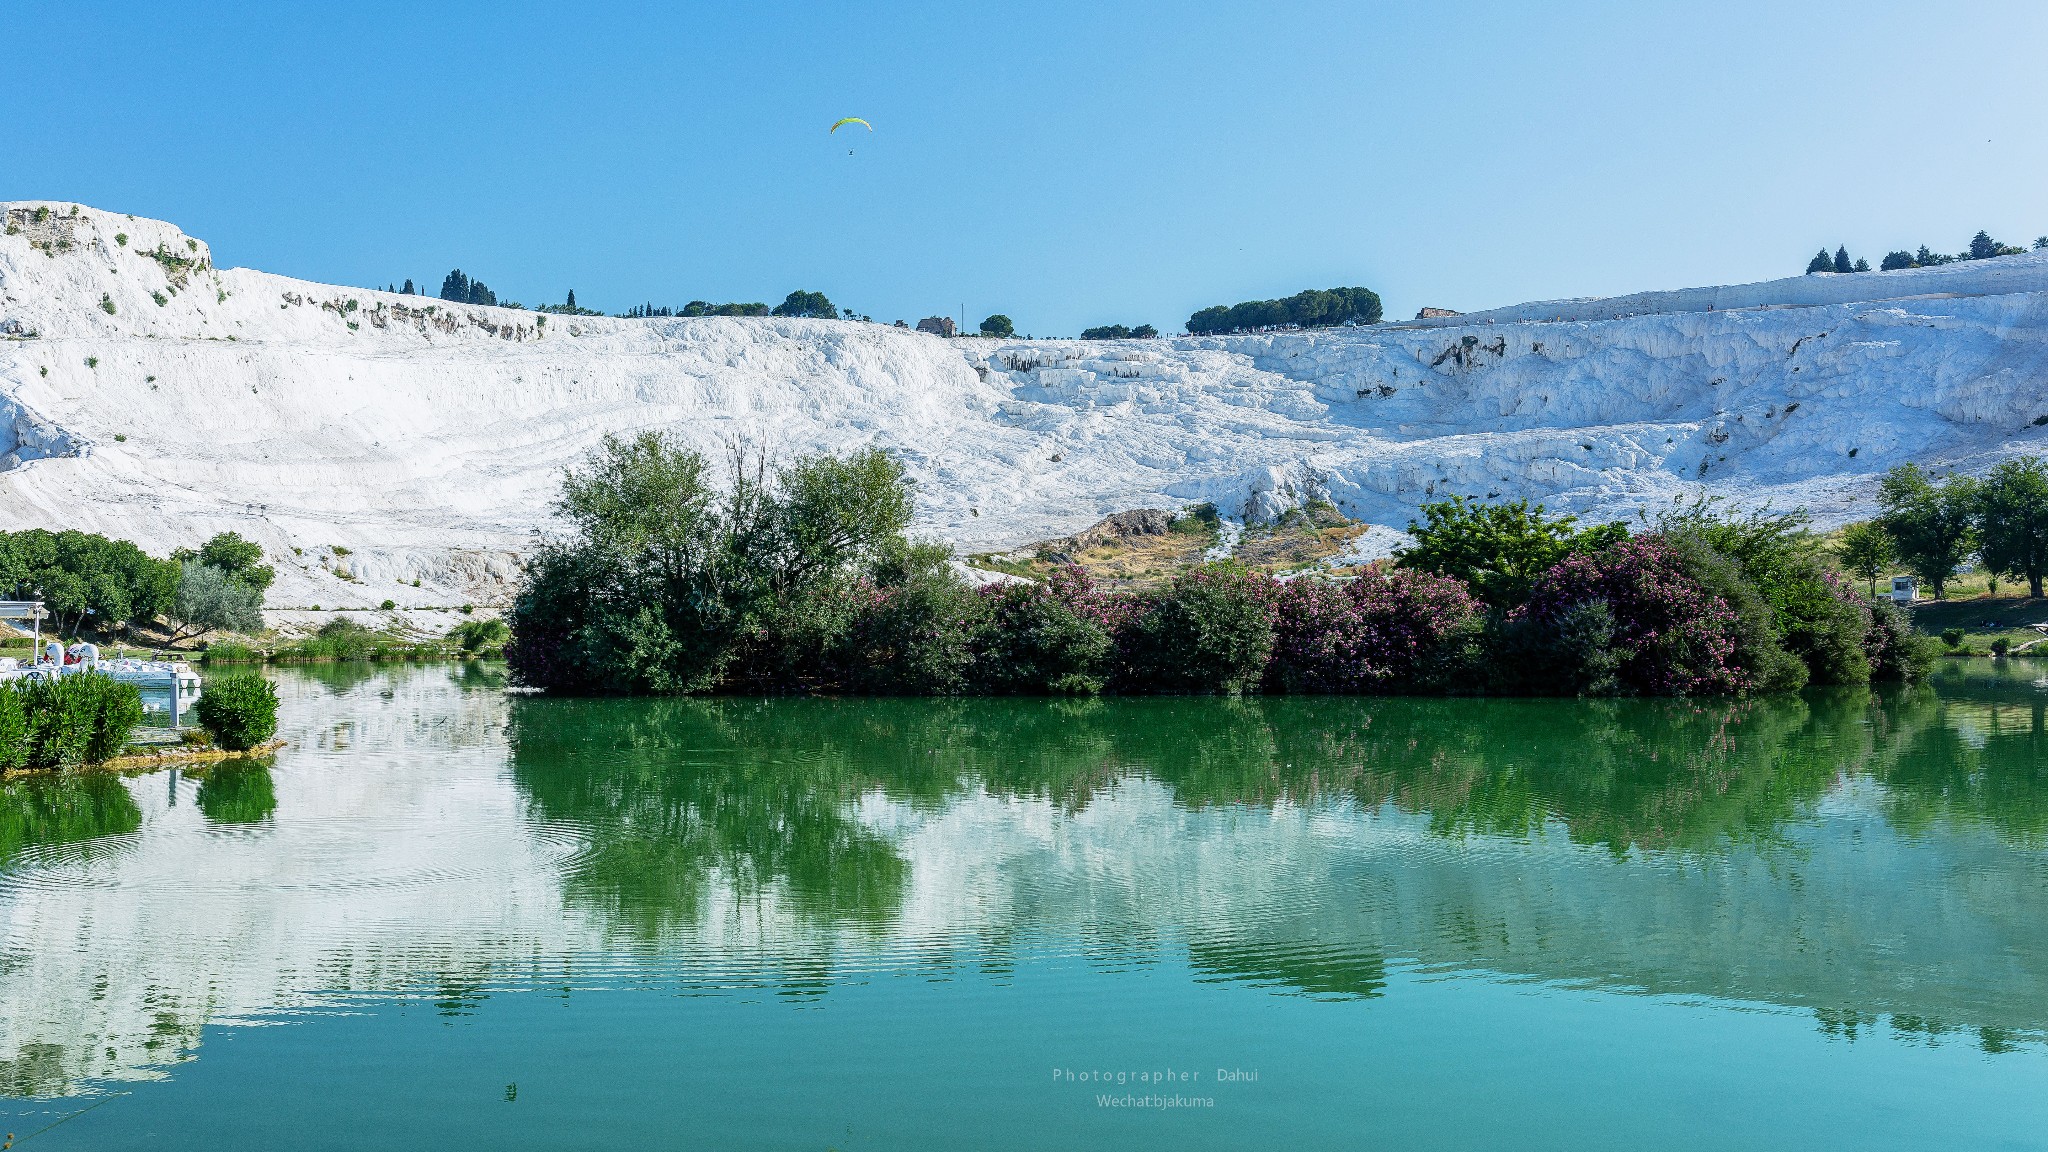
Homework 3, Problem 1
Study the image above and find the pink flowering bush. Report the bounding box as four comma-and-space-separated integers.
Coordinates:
1513, 537, 1753, 696
1268, 566, 1484, 693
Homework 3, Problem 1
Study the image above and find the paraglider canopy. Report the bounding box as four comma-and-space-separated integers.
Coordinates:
830, 117, 872, 133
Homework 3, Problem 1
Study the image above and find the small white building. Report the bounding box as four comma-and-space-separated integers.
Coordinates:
1890, 576, 1918, 604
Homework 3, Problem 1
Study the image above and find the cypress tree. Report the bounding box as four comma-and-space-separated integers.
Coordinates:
1833, 246, 1852, 274
1806, 249, 1833, 274
402, 278, 414, 295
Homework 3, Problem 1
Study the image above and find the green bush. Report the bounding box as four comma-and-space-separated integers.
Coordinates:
194, 674, 279, 751
1397, 496, 1626, 610
202, 641, 262, 663
451, 618, 510, 655
0, 688, 26, 773
1490, 599, 1623, 696
82, 676, 143, 763
1114, 565, 1274, 694
1941, 627, 1965, 650
839, 568, 987, 695
1867, 600, 1937, 682
972, 582, 1112, 695
4, 674, 143, 768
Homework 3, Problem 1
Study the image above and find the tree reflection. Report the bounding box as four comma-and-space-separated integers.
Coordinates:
0, 772, 142, 864
194, 756, 278, 826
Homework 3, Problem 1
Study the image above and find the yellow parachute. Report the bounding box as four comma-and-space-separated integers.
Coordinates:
830, 117, 872, 134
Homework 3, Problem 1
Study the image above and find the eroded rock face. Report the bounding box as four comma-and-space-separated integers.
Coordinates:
1034, 509, 1175, 559
0, 394, 81, 471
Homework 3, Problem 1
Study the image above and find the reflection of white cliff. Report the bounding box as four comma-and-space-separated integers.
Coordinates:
2, 669, 2045, 1099
0, 674, 590, 1096
878, 779, 2048, 1036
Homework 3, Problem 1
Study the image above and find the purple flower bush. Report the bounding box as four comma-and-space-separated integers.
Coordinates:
1516, 537, 1753, 696
1268, 566, 1483, 693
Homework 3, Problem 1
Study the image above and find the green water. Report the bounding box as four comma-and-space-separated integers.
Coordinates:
2, 662, 2046, 1149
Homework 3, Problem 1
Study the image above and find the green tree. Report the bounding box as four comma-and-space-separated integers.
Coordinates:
1852, 258, 1870, 272
1833, 246, 1853, 274
1807, 249, 1834, 274
452, 618, 511, 655
1834, 521, 1897, 596
1974, 455, 2048, 598
1969, 230, 2000, 260
1186, 286, 1381, 335
1880, 251, 1914, 271
505, 434, 926, 695
1876, 464, 1979, 599
772, 290, 839, 319
195, 532, 274, 593
978, 314, 1014, 338
1395, 496, 1627, 610
166, 560, 264, 643
0, 530, 179, 635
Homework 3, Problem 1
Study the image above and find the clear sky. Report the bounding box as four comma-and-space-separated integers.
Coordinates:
7, 1, 2045, 333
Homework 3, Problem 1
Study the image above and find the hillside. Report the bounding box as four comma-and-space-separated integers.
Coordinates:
6, 200, 2048, 612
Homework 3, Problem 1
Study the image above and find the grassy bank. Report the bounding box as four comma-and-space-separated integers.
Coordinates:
201, 618, 505, 665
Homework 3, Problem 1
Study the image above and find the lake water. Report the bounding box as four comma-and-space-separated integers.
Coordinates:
2, 663, 2046, 1150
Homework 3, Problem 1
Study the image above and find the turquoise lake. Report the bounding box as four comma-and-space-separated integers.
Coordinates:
2, 662, 2045, 1150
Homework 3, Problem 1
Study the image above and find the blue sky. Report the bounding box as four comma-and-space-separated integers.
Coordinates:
7, 1, 2046, 333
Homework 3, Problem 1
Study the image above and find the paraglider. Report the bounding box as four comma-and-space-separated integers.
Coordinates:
832, 117, 870, 155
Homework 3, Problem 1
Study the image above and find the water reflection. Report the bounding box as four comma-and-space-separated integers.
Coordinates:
0, 773, 141, 865
193, 758, 278, 827
0, 664, 2044, 1102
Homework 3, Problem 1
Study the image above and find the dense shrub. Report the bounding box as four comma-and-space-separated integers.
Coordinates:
1491, 599, 1625, 696
194, 674, 280, 751
303, 617, 377, 661
3, 674, 144, 768
972, 573, 1113, 694
1659, 529, 1808, 694
507, 434, 921, 695
839, 569, 987, 695
504, 445, 1933, 700
1114, 566, 1275, 694
451, 618, 511, 657
1658, 502, 1880, 686
0, 688, 25, 773
202, 641, 262, 664
1268, 567, 1483, 693
1512, 537, 1751, 696
1865, 598, 1938, 682
82, 675, 144, 763
1396, 496, 1626, 610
